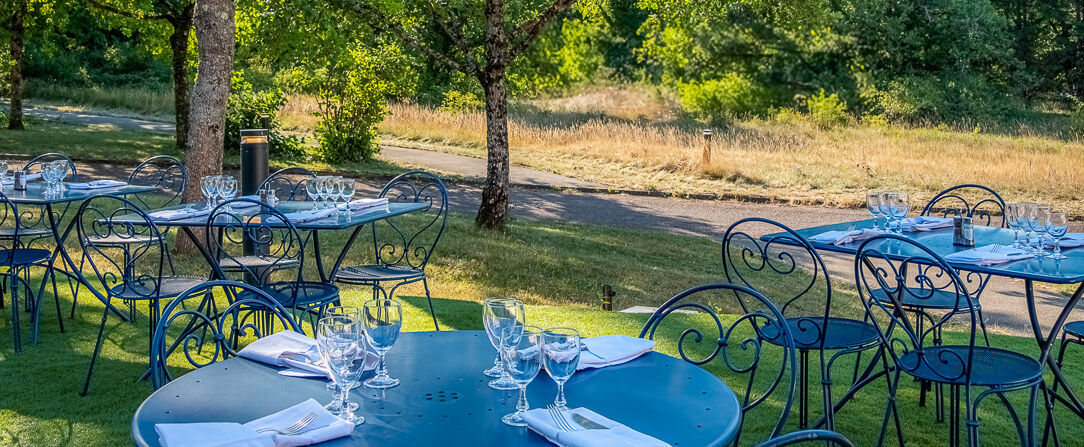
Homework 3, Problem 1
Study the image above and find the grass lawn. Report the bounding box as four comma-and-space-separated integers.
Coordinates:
1, 212, 1082, 446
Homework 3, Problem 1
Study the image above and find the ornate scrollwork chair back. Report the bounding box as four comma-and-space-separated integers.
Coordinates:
77, 195, 168, 303
754, 429, 856, 447
206, 198, 305, 285
150, 281, 303, 389
639, 284, 796, 445
372, 170, 448, 271
921, 184, 1006, 228
259, 167, 318, 202
128, 155, 187, 209
23, 152, 79, 182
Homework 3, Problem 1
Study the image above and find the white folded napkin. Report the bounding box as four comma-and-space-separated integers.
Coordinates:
1049, 233, 1084, 249
1, 173, 43, 185
156, 422, 274, 447
337, 198, 389, 212
149, 207, 211, 221
523, 407, 670, 447
281, 208, 336, 223
66, 179, 128, 189
238, 331, 378, 377
578, 335, 655, 371
242, 399, 355, 447
944, 244, 1033, 266
899, 216, 953, 232
808, 229, 882, 245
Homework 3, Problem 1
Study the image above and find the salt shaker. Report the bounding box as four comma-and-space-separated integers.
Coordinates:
953, 214, 974, 246
14, 170, 27, 191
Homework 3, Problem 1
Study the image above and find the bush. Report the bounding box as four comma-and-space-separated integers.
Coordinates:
225, 72, 306, 159
1070, 103, 1084, 136
807, 89, 850, 129
439, 90, 485, 114
681, 74, 767, 124
313, 47, 403, 163
860, 113, 890, 129
871, 75, 1020, 124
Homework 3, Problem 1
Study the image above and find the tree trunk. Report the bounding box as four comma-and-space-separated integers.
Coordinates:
7, 0, 26, 130
475, 71, 510, 229
169, 6, 195, 151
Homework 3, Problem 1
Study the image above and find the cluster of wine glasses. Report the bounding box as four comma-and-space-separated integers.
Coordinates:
316, 299, 403, 424
199, 175, 238, 210
0, 161, 8, 181
41, 160, 71, 194
305, 176, 357, 215
1006, 203, 1070, 259
482, 298, 582, 426
865, 191, 911, 233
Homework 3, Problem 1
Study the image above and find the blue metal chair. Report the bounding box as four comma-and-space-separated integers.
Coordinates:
722, 218, 890, 432
149, 280, 303, 389
206, 198, 340, 332
78, 195, 207, 395
259, 166, 317, 201
754, 429, 855, 447
855, 234, 1051, 447
639, 283, 796, 446
0, 191, 54, 352
0, 153, 80, 248
1044, 321, 1084, 446
334, 171, 448, 330
23, 152, 79, 182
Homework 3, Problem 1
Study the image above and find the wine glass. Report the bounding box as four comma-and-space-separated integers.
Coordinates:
54, 160, 69, 186
878, 192, 898, 233
866, 192, 883, 231
316, 315, 366, 424
316, 176, 331, 209
200, 175, 220, 209
0, 160, 8, 181
892, 192, 910, 233
1048, 210, 1069, 260
305, 177, 320, 206
542, 327, 581, 411
362, 298, 403, 389
340, 178, 356, 216
322, 306, 362, 397
218, 176, 238, 211
1033, 206, 1051, 257
501, 326, 543, 426
328, 176, 343, 210
483, 298, 526, 390
1005, 203, 1022, 248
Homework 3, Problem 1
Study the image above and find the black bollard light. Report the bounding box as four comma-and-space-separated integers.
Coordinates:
602, 284, 615, 311
239, 128, 269, 197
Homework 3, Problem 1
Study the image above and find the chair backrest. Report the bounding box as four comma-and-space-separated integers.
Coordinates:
855, 235, 977, 385
754, 429, 855, 447
149, 280, 303, 389
259, 167, 317, 201
722, 217, 833, 348
0, 191, 21, 258
23, 152, 78, 182
128, 155, 187, 208
76, 195, 168, 300
639, 283, 796, 445
921, 184, 1006, 228
206, 198, 305, 285
372, 170, 448, 271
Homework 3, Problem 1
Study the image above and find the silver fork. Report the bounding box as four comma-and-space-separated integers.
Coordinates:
847, 224, 857, 232
990, 245, 1003, 254
548, 404, 577, 432
255, 411, 318, 436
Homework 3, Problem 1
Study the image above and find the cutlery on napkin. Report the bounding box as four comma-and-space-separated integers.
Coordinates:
237, 331, 377, 377
66, 179, 128, 189
149, 207, 211, 221
281, 208, 336, 223
578, 335, 655, 371
808, 229, 882, 246
943, 244, 1033, 266
899, 216, 953, 232
242, 399, 356, 447
522, 407, 671, 447
1048, 233, 1084, 249
156, 399, 354, 447
338, 198, 389, 213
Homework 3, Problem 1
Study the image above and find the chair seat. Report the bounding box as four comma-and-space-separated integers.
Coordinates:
0, 227, 53, 239
761, 317, 881, 350
245, 281, 339, 309
335, 264, 424, 283
86, 233, 162, 246
1065, 321, 1084, 338
218, 256, 299, 271
0, 248, 51, 266
871, 288, 977, 310
899, 346, 1042, 387
109, 276, 207, 300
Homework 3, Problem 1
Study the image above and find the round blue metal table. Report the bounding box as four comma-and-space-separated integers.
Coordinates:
132, 330, 742, 446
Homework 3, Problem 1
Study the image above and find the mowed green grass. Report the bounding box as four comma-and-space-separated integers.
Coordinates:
0, 212, 1082, 446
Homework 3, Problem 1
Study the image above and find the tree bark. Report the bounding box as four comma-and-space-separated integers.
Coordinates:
168, 5, 195, 151
475, 72, 510, 229
7, 0, 26, 130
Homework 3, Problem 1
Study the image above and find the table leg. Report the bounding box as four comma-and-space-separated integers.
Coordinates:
312, 230, 327, 282
328, 225, 365, 282
180, 226, 221, 279
1025, 279, 1084, 419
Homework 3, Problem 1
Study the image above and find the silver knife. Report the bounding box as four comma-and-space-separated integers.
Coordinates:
571, 413, 608, 430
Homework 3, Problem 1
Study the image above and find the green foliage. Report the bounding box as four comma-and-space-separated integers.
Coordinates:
1070, 103, 1084, 136
807, 89, 849, 128
440, 90, 485, 114
225, 72, 305, 159
680, 74, 767, 123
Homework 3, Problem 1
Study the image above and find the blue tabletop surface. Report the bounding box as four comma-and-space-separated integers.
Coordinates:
119, 201, 427, 230
765, 219, 1084, 284
4, 182, 158, 204
132, 331, 742, 447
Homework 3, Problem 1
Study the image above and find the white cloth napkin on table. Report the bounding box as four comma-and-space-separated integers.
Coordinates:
338, 198, 389, 213
149, 207, 211, 221
578, 335, 655, 371
156, 422, 274, 447
944, 244, 1033, 266
281, 208, 336, 223
156, 399, 353, 447
242, 399, 356, 447
523, 407, 670, 447
899, 216, 953, 232
1049, 233, 1084, 249
238, 331, 328, 376
66, 179, 128, 189
808, 229, 882, 245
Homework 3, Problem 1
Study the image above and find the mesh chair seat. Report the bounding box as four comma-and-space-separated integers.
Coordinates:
0, 248, 51, 266
254, 281, 340, 309
0, 227, 53, 239
86, 233, 163, 246
761, 317, 881, 350
218, 255, 299, 271
870, 288, 976, 310
1065, 321, 1084, 338
900, 345, 1041, 387
108, 276, 207, 301
335, 264, 424, 283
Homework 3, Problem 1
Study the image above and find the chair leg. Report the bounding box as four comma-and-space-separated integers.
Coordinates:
798, 348, 809, 428
975, 304, 992, 347
821, 352, 835, 432
81, 301, 112, 396
876, 347, 903, 447
421, 278, 440, 331
72, 254, 88, 319
9, 270, 21, 352
48, 266, 64, 333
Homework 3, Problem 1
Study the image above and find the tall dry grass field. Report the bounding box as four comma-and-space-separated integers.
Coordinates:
379, 87, 1084, 214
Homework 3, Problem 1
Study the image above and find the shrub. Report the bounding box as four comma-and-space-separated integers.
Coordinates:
681, 74, 767, 124
1070, 102, 1084, 136
807, 89, 850, 129
439, 90, 485, 114
871, 75, 1020, 124
313, 47, 402, 163
225, 72, 306, 159
861, 113, 890, 129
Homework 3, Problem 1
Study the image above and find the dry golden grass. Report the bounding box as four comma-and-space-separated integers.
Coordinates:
279, 93, 321, 131
377, 88, 1084, 214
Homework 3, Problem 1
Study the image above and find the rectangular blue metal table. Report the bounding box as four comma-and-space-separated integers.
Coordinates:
764, 219, 1084, 425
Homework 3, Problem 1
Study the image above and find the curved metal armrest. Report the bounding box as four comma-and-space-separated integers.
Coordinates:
754, 429, 855, 447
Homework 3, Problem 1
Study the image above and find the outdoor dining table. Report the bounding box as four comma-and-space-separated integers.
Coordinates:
763, 219, 1084, 427
131, 330, 742, 446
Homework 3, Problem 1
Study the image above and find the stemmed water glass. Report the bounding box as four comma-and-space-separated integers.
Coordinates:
1032, 206, 1051, 257
878, 192, 897, 233
1006, 203, 1023, 248
891, 192, 910, 233
501, 326, 543, 426
1048, 210, 1069, 260
218, 176, 238, 211
322, 306, 362, 403
866, 192, 883, 231
362, 298, 403, 389
542, 327, 581, 411
483, 298, 526, 390
340, 178, 356, 217
201, 175, 220, 209
328, 176, 343, 210
0, 161, 8, 181
316, 315, 366, 424
316, 176, 331, 209
305, 177, 320, 207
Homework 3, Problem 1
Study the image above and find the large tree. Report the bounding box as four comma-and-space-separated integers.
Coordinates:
330, 0, 577, 229
183, 0, 233, 205
87, 0, 196, 150
4, 0, 27, 130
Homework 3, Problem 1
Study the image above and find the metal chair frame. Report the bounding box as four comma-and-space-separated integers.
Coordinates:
0, 191, 57, 352
754, 429, 856, 447
258, 166, 317, 202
